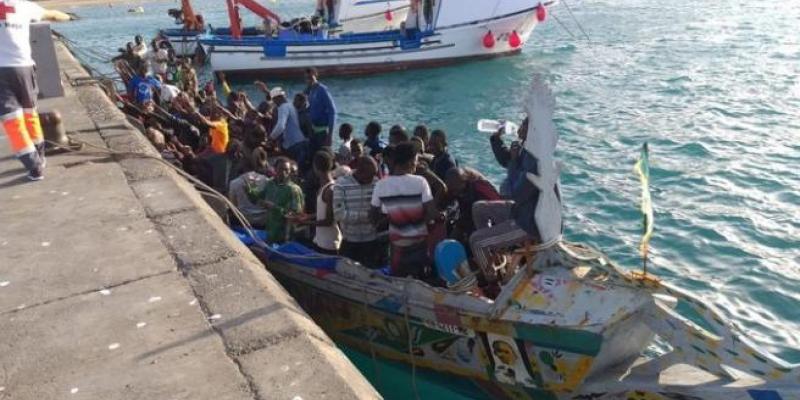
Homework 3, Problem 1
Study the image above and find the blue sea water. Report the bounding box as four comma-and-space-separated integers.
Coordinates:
55, 0, 800, 397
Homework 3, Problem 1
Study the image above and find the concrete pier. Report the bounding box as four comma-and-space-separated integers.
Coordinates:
0, 41, 380, 399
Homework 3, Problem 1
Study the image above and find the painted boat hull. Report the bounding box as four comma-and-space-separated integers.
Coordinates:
248, 238, 800, 399
202, 8, 541, 77
251, 243, 655, 399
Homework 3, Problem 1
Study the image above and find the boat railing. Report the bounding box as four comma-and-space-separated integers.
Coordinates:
200, 26, 432, 45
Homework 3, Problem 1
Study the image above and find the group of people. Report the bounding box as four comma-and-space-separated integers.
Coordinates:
115, 35, 548, 291
113, 34, 195, 89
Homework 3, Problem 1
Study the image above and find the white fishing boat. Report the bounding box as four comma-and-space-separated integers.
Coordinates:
161, 0, 411, 58
201, 0, 554, 77
159, 29, 203, 58
240, 77, 800, 399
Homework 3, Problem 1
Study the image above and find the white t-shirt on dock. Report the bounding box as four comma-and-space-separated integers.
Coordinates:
0, 0, 45, 67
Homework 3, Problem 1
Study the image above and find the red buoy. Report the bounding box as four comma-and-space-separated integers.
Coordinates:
385, 10, 393, 21
483, 31, 495, 48
536, 4, 547, 22
508, 30, 521, 48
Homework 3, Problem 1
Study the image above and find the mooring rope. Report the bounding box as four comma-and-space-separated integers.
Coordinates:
561, 0, 590, 41
549, 9, 577, 39
359, 284, 384, 391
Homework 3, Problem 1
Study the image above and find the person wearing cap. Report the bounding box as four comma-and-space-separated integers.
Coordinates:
269, 86, 308, 171
1, 0, 71, 180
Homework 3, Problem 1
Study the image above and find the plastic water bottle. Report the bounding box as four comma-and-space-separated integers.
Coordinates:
477, 119, 519, 136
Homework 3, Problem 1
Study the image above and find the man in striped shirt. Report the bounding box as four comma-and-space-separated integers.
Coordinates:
370, 143, 438, 278
333, 155, 386, 268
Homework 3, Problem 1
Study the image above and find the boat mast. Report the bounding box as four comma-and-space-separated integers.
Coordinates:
225, 0, 281, 39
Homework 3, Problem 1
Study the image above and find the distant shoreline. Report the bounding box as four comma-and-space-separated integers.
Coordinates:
34, 0, 170, 10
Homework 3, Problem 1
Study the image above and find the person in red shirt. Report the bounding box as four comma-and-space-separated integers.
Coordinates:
1, 0, 70, 180
444, 166, 502, 243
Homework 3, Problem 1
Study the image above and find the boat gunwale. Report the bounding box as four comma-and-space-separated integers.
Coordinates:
252, 242, 648, 335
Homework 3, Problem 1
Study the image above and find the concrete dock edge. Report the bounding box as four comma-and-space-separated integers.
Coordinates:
4, 39, 379, 400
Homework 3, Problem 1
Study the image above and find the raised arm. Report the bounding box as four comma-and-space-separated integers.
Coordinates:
175, 96, 214, 127
253, 80, 271, 103
216, 102, 239, 121
490, 133, 511, 168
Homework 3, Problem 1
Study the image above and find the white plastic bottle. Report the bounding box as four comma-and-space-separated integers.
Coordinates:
477, 119, 519, 136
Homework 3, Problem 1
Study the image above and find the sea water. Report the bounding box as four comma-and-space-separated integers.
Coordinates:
55, 0, 800, 397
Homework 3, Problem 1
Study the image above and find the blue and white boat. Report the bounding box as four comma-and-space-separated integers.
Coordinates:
161, 0, 411, 58
200, 0, 554, 77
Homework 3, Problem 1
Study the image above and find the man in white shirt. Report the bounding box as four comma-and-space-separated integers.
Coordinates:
149, 41, 169, 79
131, 34, 147, 59
159, 79, 181, 104
1, 0, 70, 180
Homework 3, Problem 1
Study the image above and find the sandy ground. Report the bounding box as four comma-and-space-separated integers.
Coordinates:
34, 0, 169, 11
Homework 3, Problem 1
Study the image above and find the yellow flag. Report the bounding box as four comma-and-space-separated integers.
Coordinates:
634, 143, 653, 259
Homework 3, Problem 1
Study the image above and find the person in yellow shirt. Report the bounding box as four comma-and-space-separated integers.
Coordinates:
173, 93, 235, 155
172, 93, 239, 192
207, 109, 229, 155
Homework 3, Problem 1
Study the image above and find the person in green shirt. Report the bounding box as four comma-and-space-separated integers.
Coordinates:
260, 157, 304, 243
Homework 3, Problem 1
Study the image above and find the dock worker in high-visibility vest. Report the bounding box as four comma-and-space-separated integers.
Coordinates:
1, 0, 70, 181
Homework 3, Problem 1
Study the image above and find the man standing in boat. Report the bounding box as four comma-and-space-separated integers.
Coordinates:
334, 155, 385, 268
1, 0, 71, 180
470, 78, 563, 281
269, 87, 309, 171
490, 117, 528, 196
370, 142, 438, 278
303, 67, 337, 153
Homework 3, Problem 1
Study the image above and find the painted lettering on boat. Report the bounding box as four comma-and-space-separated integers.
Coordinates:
422, 319, 475, 337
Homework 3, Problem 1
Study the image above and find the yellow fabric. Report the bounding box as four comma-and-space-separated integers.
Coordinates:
3, 116, 34, 154
209, 120, 229, 154
23, 111, 43, 143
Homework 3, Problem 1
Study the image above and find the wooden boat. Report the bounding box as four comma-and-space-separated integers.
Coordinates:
246, 77, 800, 399
200, 0, 555, 77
